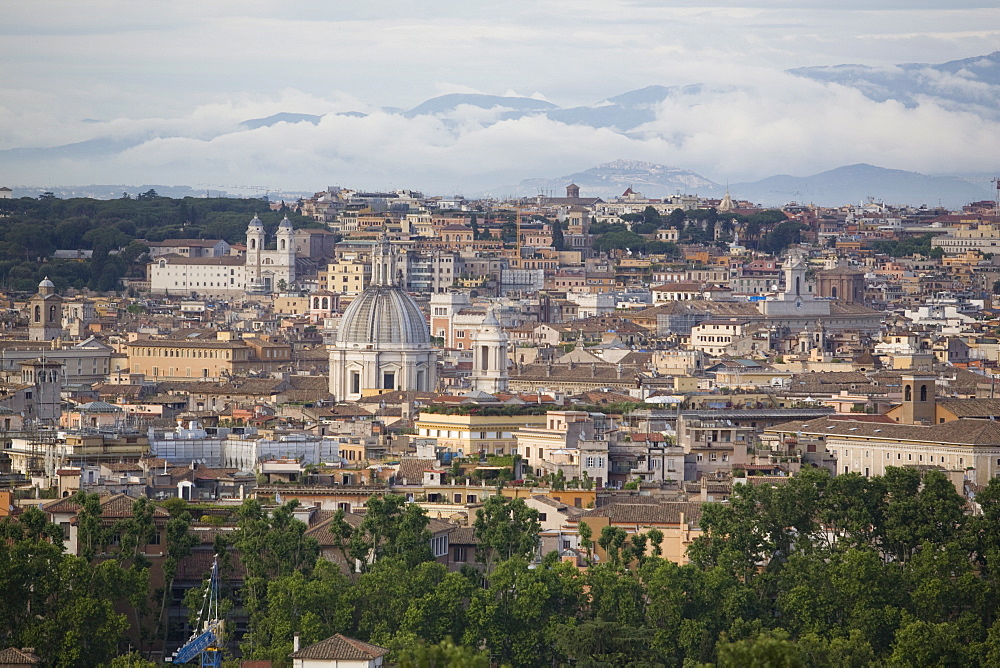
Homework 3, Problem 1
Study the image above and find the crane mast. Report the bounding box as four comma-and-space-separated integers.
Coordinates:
169, 556, 223, 667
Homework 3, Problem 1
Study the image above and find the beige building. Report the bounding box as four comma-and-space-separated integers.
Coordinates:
319, 256, 371, 296
414, 411, 547, 457
676, 414, 753, 478
767, 374, 1000, 486
689, 319, 755, 357
930, 222, 1000, 255
573, 502, 704, 566
125, 334, 253, 379
516, 411, 610, 487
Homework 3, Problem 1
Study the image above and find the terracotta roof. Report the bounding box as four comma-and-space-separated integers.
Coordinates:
42, 496, 85, 514
0, 647, 41, 664
304, 512, 363, 546
290, 634, 389, 660
395, 458, 437, 484
937, 398, 1000, 418
448, 526, 478, 545
580, 501, 702, 526
769, 415, 1000, 446
99, 494, 170, 518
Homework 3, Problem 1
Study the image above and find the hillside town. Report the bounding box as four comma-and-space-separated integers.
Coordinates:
3, 182, 1000, 665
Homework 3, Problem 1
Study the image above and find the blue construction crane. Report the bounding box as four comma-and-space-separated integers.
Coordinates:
168, 556, 224, 667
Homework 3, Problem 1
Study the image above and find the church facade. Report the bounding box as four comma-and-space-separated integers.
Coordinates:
147, 215, 297, 297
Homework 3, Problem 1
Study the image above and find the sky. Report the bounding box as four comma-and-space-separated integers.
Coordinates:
2, 0, 999, 194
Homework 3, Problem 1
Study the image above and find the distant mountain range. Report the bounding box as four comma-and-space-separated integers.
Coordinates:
12, 163, 992, 209
3, 51, 998, 207
788, 51, 1000, 118
511, 161, 994, 209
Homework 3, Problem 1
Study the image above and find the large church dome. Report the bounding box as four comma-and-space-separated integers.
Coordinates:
328, 234, 437, 400
336, 285, 430, 347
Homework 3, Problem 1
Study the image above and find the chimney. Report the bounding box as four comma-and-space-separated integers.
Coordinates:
293, 633, 300, 652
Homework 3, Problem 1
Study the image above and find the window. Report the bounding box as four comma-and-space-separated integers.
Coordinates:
538, 513, 547, 522
148, 532, 161, 546
351, 371, 361, 394
454, 546, 467, 563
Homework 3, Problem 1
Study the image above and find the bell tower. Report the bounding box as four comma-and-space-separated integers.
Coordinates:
28, 277, 63, 341
470, 307, 509, 394
246, 214, 265, 291
900, 372, 936, 425
276, 215, 296, 289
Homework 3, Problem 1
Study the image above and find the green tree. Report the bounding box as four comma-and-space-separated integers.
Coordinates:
349, 494, 432, 572
157, 510, 198, 650
555, 619, 663, 667
716, 629, 803, 668
465, 556, 583, 668
396, 636, 491, 668
887, 617, 969, 667
473, 495, 541, 574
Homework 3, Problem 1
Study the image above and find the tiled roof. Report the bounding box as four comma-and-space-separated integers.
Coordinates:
395, 458, 437, 484
511, 363, 635, 383
448, 526, 478, 545
290, 634, 389, 660
304, 512, 363, 546
100, 494, 170, 518
154, 255, 244, 266
580, 501, 702, 527
937, 398, 1000, 418
0, 647, 41, 664
42, 496, 84, 514
768, 415, 1000, 446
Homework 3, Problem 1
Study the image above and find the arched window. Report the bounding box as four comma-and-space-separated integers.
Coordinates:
831, 286, 838, 299
49, 305, 56, 321
250, 239, 256, 250
904, 384, 912, 401
920, 384, 927, 402
34, 305, 40, 322
280, 239, 286, 250
481, 345, 489, 371
795, 276, 801, 295
322, 297, 329, 309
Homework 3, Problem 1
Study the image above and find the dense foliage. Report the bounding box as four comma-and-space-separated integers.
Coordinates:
867, 233, 945, 259
6, 469, 1000, 666
0, 194, 316, 293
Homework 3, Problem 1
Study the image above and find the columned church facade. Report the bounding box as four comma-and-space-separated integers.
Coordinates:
147, 215, 297, 297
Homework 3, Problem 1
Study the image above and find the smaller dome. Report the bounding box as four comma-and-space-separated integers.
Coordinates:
248, 214, 264, 230
278, 215, 293, 230
39, 277, 55, 289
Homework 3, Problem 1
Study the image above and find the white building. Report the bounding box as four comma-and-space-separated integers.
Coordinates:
147, 215, 297, 297
328, 235, 438, 401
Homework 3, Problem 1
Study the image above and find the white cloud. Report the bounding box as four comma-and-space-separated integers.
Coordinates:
1, 1, 999, 192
